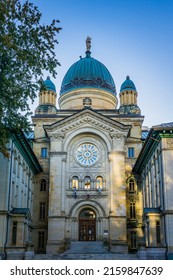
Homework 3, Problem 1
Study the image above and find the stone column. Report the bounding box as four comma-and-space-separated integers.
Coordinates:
134, 93, 137, 105
16, 219, 25, 247
161, 138, 173, 257
48, 134, 65, 216
46, 134, 67, 254
61, 154, 67, 213
108, 134, 128, 253
108, 154, 114, 214
149, 216, 157, 246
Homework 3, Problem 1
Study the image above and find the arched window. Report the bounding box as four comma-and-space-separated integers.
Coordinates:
79, 208, 96, 219
128, 178, 135, 192
84, 176, 91, 190
72, 176, 79, 189
40, 179, 47, 191
96, 176, 103, 189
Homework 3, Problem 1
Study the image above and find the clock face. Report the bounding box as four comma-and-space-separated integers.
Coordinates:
76, 143, 99, 166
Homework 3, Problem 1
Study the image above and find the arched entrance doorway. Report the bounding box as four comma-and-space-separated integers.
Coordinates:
79, 208, 96, 241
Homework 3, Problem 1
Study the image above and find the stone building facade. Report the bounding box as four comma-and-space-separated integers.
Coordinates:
0, 131, 42, 259
1, 39, 172, 259
32, 40, 144, 255
133, 123, 173, 259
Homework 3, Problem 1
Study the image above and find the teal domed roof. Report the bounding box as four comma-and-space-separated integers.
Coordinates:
60, 51, 116, 95
120, 76, 136, 92
43, 76, 56, 92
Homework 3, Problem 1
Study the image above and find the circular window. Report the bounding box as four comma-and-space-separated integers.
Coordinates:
76, 143, 99, 166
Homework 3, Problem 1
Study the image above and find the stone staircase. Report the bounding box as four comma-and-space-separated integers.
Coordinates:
65, 241, 106, 254
33, 241, 139, 260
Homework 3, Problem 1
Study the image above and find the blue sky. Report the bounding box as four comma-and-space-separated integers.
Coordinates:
31, 0, 173, 127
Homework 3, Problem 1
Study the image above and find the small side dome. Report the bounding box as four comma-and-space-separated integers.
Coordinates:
120, 76, 136, 92
43, 76, 56, 92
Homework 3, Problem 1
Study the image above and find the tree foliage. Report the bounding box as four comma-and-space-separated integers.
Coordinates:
0, 0, 61, 155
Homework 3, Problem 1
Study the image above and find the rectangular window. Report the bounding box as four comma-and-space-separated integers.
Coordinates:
40, 179, 47, 191
17, 161, 20, 177
39, 202, 46, 220
130, 202, 136, 219
22, 165, 25, 183
129, 179, 135, 192
12, 222, 17, 245
128, 147, 134, 158
38, 231, 45, 250
41, 148, 47, 158
156, 221, 161, 244
130, 231, 137, 249
13, 156, 16, 174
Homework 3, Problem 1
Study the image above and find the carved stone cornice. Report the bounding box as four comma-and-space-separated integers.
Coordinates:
58, 116, 117, 135
50, 114, 127, 135
44, 110, 131, 139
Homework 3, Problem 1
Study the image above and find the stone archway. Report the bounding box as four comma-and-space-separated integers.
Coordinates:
79, 208, 96, 241
69, 201, 106, 242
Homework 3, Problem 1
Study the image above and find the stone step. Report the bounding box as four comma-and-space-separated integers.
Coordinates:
65, 241, 107, 254
33, 253, 138, 260
33, 242, 139, 260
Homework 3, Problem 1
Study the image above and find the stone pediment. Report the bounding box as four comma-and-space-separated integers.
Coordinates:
44, 108, 131, 138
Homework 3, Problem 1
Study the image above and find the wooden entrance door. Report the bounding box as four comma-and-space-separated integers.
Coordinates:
79, 208, 96, 241
79, 219, 96, 241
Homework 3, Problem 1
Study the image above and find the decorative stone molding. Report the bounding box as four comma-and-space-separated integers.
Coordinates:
53, 115, 121, 135
49, 151, 67, 157
60, 77, 116, 95
119, 104, 141, 115
126, 193, 137, 202
67, 195, 107, 200
110, 133, 125, 140
66, 190, 108, 199
49, 134, 65, 141
83, 97, 92, 106
48, 216, 66, 220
